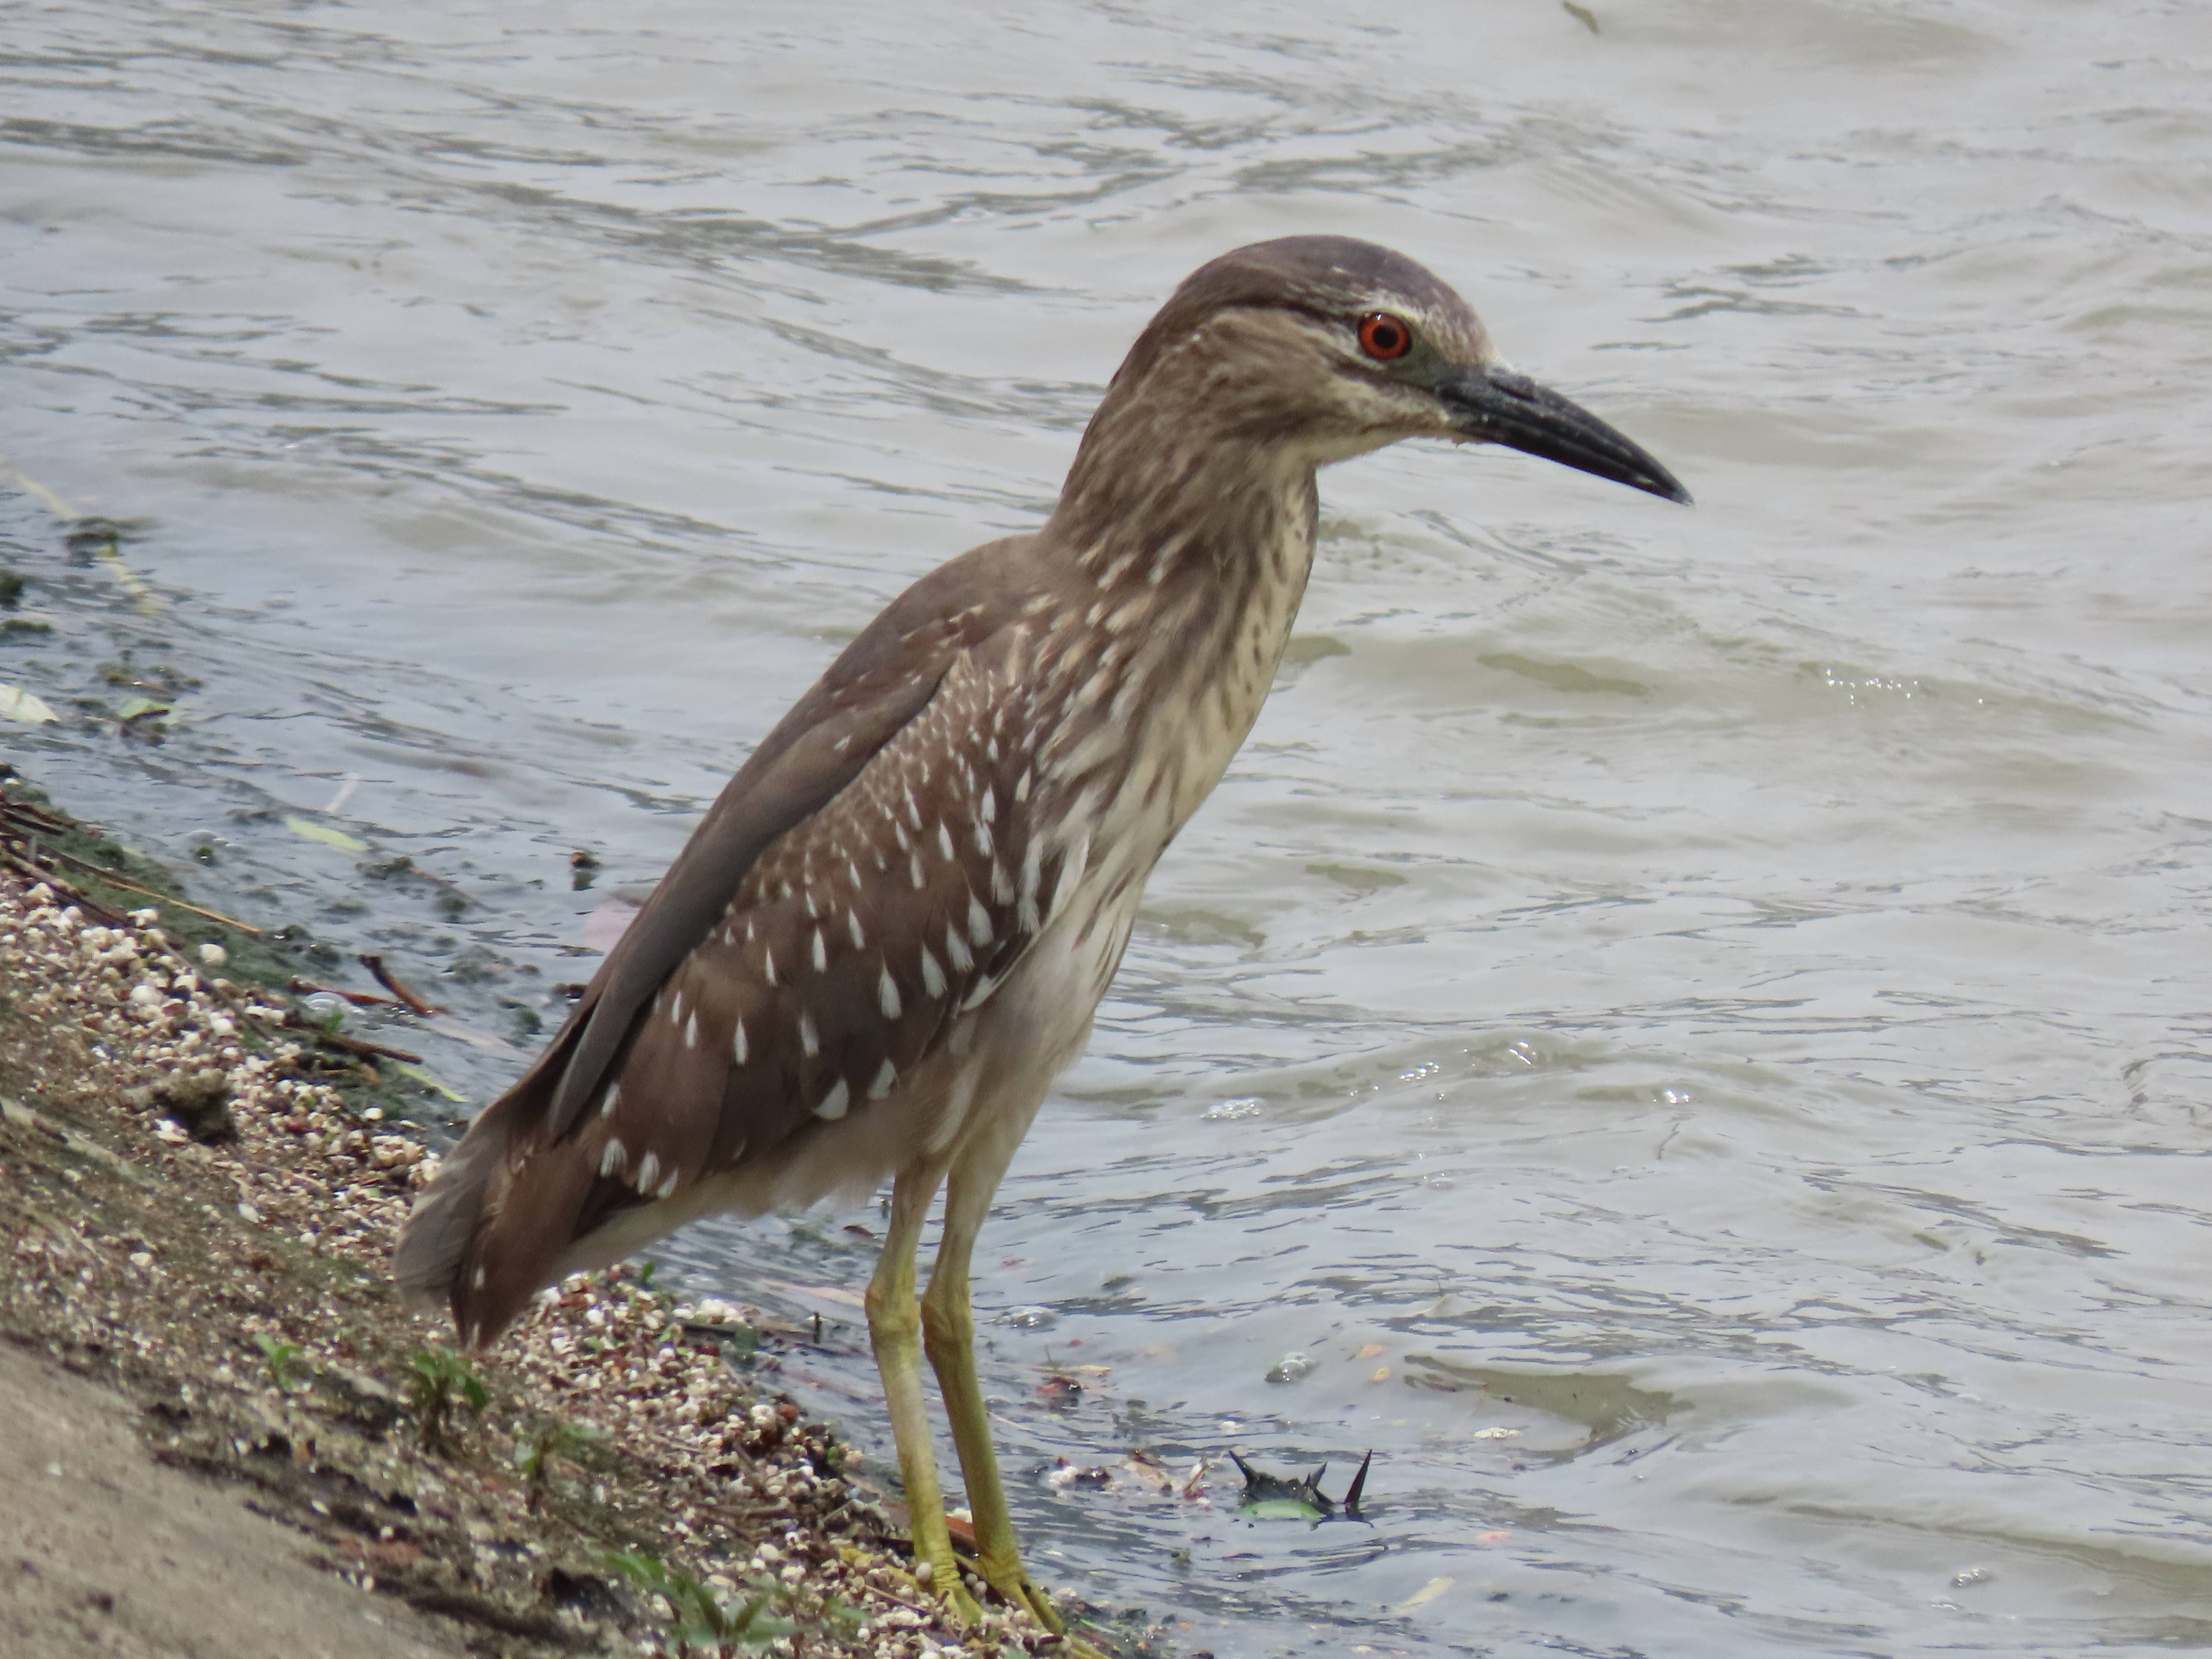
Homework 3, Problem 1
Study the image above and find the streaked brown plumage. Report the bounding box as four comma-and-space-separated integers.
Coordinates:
396, 234, 1686, 1639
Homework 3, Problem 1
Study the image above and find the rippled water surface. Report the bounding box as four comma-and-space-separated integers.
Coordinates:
7, 3, 2212, 1653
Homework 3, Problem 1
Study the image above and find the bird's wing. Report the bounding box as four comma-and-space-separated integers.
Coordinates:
399, 536, 1093, 1339
577, 612, 1069, 1196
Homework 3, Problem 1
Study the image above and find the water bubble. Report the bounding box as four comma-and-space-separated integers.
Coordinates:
1203, 1098, 1263, 1121
299, 991, 349, 1026
1950, 1567, 1993, 1589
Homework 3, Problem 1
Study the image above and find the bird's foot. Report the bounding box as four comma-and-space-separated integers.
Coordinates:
915, 1554, 984, 1627
965, 1549, 1109, 1656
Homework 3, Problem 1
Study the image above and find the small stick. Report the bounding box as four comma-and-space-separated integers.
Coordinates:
287, 978, 402, 1010
0, 833, 265, 934
280, 1013, 422, 1065
0, 800, 75, 835
358, 953, 445, 1017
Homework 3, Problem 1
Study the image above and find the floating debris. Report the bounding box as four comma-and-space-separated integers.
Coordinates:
282, 815, 368, 853
1047, 1461, 1115, 1490
0, 683, 57, 723
1230, 1449, 1373, 1521
1396, 1575, 1453, 1613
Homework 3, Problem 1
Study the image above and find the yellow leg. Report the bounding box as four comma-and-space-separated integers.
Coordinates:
922, 1129, 1106, 1655
865, 1159, 978, 1625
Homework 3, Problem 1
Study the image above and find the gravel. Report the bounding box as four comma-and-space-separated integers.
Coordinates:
0, 860, 1093, 1658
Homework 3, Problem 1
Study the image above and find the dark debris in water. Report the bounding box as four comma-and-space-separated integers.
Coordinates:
1230, 1448, 1372, 1521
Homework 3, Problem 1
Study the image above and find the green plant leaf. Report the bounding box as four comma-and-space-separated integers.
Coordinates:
284, 815, 368, 852
389, 1062, 466, 1102
1240, 1496, 1327, 1521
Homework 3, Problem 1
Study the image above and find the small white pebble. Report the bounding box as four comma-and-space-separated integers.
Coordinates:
198, 943, 228, 968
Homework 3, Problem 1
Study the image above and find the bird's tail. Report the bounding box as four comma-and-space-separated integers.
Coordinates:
392, 1105, 509, 1314
394, 1064, 603, 1349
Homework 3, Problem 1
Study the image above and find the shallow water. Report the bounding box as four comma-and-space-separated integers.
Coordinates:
6, 1, 2212, 1653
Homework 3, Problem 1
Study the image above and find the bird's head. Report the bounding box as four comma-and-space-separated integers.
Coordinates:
1097, 234, 1689, 504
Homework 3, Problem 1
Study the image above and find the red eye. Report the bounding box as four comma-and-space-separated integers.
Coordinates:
1357, 312, 1413, 361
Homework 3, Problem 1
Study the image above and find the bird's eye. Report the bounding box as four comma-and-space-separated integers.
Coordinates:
1357, 312, 1414, 361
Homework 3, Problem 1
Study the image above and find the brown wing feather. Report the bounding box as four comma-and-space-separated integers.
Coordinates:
527, 627, 1070, 1230
397, 536, 1089, 1343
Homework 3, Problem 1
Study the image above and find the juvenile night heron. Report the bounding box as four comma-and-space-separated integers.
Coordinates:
396, 235, 1686, 1637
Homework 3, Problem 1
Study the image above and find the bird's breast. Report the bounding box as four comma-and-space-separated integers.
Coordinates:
1033, 498, 1316, 883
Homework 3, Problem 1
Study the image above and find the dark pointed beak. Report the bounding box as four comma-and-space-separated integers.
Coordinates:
1438, 366, 1691, 505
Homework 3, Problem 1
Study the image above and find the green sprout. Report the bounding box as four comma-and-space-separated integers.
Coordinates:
603, 1551, 860, 1655
518, 1419, 603, 1510
405, 1345, 488, 1452
252, 1333, 306, 1392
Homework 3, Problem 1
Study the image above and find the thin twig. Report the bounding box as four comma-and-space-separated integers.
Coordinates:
280, 1014, 422, 1065
0, 799, 75, 835
24, 846, 265, 934
359, 953, 445, 1017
